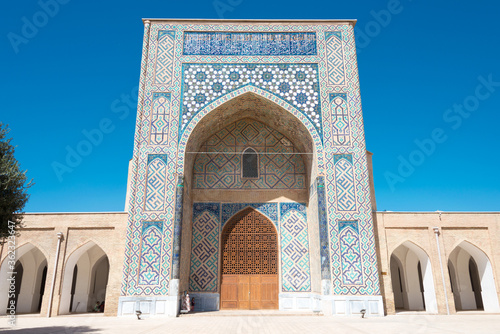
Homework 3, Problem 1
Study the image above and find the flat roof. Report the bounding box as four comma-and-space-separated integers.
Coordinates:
142, 18, 357, 26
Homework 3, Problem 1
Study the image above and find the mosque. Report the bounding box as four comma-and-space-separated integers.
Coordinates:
1, 19, 499, 318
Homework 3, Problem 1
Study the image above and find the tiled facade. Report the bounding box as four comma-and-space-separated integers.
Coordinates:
119, 18, 382, 316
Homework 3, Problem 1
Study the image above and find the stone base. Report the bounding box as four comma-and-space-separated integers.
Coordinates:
117, 296, 180, 317
279, 293, 321, 311
117, 293, 384, 317
321, 295, 384, 316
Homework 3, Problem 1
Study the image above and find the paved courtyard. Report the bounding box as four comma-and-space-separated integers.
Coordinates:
1, 312, 500, 333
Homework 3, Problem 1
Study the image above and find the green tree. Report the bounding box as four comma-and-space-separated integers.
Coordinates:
0, 123, 33, 242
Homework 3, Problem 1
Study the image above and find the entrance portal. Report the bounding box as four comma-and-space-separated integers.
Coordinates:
220, 208, 278, 310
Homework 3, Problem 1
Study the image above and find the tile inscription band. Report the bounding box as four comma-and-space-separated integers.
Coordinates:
183, 32, 317, 56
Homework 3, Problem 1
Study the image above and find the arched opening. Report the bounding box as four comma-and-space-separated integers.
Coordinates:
0, 243, 48, 315
390, 241, 438, 313
181, 91, 317, 311
220, 208, 278, 310
59, 242, 109, 314
242, 147, 258, 178
448, 241, 499, 312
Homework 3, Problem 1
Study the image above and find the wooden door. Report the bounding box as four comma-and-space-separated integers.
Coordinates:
220, 208, 278, 310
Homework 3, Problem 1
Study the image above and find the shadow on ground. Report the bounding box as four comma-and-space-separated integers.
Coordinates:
0, 326, 99, 333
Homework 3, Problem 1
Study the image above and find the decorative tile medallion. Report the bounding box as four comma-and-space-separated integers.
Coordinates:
150, 93, 171, 145
338, 221, 363, 285
328, 93, 351, 146
138, 222, 163, 285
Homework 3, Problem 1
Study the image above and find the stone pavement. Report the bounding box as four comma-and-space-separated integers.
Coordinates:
1, 312, 500, 333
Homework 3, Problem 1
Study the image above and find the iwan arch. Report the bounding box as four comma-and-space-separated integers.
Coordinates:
1, 19, 500, 318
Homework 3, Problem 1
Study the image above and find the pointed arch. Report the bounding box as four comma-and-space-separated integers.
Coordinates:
220, 207, 279, 309
0, 243, 48, 314
390, 240, 438, 313
221, 204, 278, 231
59, 241, 109, 314
448, 240, 500, 312
178, 86, 323, 176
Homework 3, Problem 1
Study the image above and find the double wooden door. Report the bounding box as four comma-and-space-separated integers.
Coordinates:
220, 274, 278, 309
220, 208, 278, 310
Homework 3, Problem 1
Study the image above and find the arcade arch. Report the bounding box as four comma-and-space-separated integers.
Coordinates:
0, 243, 48, 314
390, 241, 438, 313
448, 241, 500, 312
59, 241, 109, 314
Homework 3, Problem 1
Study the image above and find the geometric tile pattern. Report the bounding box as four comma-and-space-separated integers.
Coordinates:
320, 24, 380, 296
138, 222, 163, 285
155, 30, 175, 84
122, 22, 176, 297
334, 154, 356, 211
327, 153, 380, 296
180, 63, 322, 138
189, 203, 220, 292
221, 202, 278, 229
150, 93, 171, 145
280, 203, 311, 292
145, 155, 167, 211
183, 32, 317, 56
316, 176, 331, 280
193, 119, 306, 189
338, 221, 363, 285
328, 93, 351, 146
325, 32, 345, 86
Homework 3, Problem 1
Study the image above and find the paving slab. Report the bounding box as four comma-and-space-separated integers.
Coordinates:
1, 313, 500, 333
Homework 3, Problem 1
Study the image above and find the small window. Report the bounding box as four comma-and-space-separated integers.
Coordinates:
242, 148, 258, 178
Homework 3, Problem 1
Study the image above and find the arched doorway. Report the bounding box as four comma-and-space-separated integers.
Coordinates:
390, 241, 438, 313
0, 243, 48, 315
182, 92, 316, 312
448, 241, 500, 312
220, 208, 279, 310
59, 242, 109, 314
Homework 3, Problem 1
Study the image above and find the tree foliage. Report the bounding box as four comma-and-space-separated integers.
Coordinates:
0, 123, 33, 242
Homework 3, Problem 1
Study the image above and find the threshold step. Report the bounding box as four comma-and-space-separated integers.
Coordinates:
179, 310, 323, 317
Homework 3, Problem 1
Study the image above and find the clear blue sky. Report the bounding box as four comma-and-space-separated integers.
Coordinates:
1, 0, 499, 212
